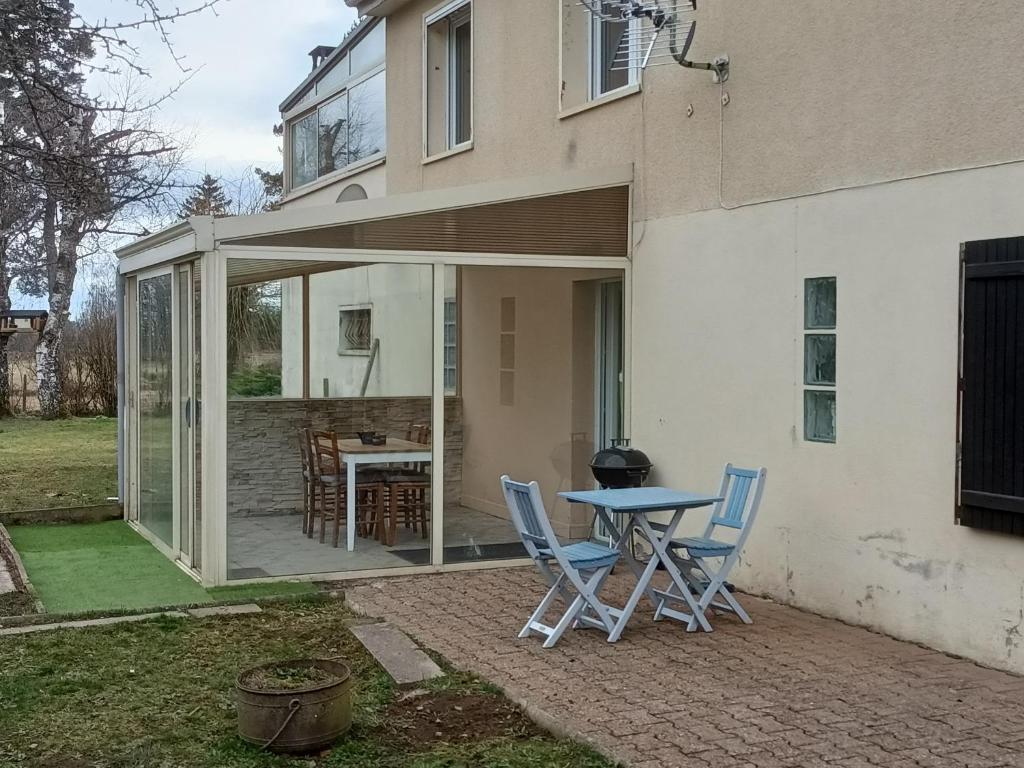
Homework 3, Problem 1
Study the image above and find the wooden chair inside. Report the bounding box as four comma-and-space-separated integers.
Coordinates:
298, 427, 316, 536
384, 424, 431, 546
312, 430, 385, 547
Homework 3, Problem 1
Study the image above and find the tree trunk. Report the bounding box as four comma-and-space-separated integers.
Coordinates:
0, 335, 10, 418
0, 233, 11, 418
36, 214, 80, 420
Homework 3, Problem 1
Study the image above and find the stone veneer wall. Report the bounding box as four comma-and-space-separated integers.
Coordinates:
227, 397, 462, 518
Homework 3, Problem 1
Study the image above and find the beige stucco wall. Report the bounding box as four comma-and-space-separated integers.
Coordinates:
382, 0, 1024, 220
631, 160, 1024, 675
458, 266, 621, 538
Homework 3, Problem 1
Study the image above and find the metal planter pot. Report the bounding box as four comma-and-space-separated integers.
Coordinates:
236, 658, 353, 754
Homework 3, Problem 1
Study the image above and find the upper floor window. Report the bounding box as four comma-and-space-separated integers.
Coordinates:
285, 20, 386, 192
590, 4, 637, 98
424, 0, 472, 157
560, 2, 640, 113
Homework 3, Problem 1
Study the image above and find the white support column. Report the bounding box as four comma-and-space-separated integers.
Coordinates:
200, 249, 228, 586
622, 261, 633, 438
430, 263, 446, 567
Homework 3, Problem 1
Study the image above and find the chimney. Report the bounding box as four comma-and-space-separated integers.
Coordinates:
308, 45, 336, 71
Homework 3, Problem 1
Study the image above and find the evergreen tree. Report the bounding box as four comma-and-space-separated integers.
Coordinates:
179, 173, 232, 218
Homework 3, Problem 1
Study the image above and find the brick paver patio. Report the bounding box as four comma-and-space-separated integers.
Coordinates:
347, 569, 1024, 767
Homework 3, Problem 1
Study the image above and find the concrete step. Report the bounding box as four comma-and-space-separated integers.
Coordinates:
350, 621, 444, 686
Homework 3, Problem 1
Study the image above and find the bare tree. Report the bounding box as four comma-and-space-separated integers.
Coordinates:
1, 0, 221, 418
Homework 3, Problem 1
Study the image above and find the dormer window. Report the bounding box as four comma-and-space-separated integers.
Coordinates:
283, 19, 386, 193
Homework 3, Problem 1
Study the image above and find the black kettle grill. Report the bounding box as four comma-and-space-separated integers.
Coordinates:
589, 438, 652, 489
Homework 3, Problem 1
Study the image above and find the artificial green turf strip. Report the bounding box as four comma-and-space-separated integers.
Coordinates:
7, 522, 315, 615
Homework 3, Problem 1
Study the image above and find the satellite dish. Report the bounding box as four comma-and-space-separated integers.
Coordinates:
578, 0, 729, 82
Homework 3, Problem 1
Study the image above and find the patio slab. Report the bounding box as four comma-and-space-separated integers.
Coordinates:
349, 620, 444, 686
347, 569, 1024, 768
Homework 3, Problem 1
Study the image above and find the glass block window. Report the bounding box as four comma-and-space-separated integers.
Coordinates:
443, 298, 457, 394
804, 277, 836, 442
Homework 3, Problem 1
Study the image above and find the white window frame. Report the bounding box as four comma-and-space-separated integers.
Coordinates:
338, 303, 373, 356
588, 5, 639, 100
423, 0, 473, 158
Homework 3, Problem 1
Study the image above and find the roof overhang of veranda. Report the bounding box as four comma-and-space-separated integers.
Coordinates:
115, 164, 633, 283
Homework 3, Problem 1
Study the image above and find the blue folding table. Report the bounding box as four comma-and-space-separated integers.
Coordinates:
559, 486, 724, 640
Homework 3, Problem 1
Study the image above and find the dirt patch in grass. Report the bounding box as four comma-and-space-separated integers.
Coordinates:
384, 690, 539, 749
0, 590, 37, 617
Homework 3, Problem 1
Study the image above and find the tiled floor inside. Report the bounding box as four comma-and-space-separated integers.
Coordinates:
226, 505, 525, 579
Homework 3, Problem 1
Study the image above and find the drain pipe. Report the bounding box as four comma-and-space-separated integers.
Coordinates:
359, 338, 380, 397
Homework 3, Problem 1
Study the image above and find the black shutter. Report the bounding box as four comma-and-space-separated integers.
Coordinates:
957, 237, 1024, 535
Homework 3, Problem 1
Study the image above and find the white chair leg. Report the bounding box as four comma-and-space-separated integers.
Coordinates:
543, 593, 587, 648
520, 572, 566, 639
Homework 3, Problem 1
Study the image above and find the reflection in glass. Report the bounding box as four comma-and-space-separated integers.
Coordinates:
290, 112, 317, 187
138, 274, 174, 547
804, 334, 836, 386
317, 94, 347, 176
347, 72, 386, 163
805, 277, 837, 329
804, 390, 836, 443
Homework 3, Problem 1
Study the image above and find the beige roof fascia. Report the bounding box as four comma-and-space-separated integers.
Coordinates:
115, 216, 214, 275
212, 164, 634, 245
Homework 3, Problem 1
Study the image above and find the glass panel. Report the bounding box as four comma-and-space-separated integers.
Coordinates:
227, 281, 282, 398
192, 263, 202, 569
317, 93, 348, 176
177, 267, 193, 563
290, 112, 317, 187
451, 17, 472, 145
445, 266, 621, 564
226, 261, 433, 579
349, 21, 385, 77
804, 334, 836, 386
138, 274, 174, 547
347, 71, 386, 163
804, 390, 837, 443
805, 277, 836, 329
596, 5, 629, 96
315, 54, 348, 95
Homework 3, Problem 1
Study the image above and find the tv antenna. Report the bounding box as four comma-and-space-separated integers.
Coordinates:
578, 1, 729, 82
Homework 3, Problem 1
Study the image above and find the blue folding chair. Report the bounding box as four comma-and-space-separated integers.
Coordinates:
652, 465, 766, 631
500, 475, 621, 648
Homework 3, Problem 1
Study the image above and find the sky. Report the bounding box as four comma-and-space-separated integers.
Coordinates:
12, 0, 358, 314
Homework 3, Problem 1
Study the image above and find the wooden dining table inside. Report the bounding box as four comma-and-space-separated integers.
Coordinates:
337, 438, 432, 551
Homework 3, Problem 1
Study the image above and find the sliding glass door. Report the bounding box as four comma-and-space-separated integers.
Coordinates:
135, 264, 199, 570
137, 271, 175, 548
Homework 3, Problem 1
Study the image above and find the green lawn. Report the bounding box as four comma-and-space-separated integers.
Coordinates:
0, 601, 611, 768
7, 522, 314, 615
0, 416, 118, 512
